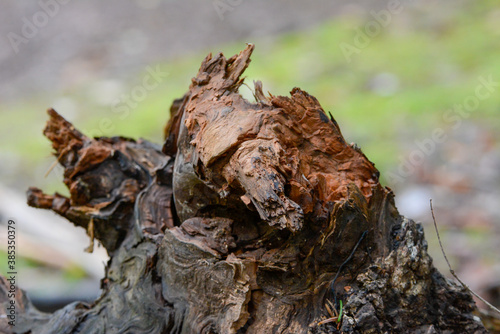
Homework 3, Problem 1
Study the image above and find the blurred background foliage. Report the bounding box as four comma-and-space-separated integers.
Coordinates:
1, 0, 499, 311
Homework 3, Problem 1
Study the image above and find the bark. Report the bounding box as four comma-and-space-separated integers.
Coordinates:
0, 44, 490, 333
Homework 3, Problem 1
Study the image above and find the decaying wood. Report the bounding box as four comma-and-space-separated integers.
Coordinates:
0, 44, 490, 333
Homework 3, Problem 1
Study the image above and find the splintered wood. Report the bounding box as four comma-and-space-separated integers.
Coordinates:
166, 44, 380, 232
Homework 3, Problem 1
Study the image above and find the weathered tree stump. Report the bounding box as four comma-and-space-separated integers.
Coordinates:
0, 44, 489, 333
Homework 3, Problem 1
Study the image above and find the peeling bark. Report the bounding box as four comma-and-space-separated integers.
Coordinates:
0, 45, 489, 334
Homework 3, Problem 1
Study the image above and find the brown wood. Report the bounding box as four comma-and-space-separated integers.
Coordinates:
0, 44, 489, 333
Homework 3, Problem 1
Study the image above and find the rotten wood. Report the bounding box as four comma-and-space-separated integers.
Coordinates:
0, 44, 490, 334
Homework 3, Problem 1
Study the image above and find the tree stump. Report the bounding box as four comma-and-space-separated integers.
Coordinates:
0, 44, 489, 333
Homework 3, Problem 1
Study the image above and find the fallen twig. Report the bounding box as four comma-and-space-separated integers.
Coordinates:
430, 199, 500, 315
